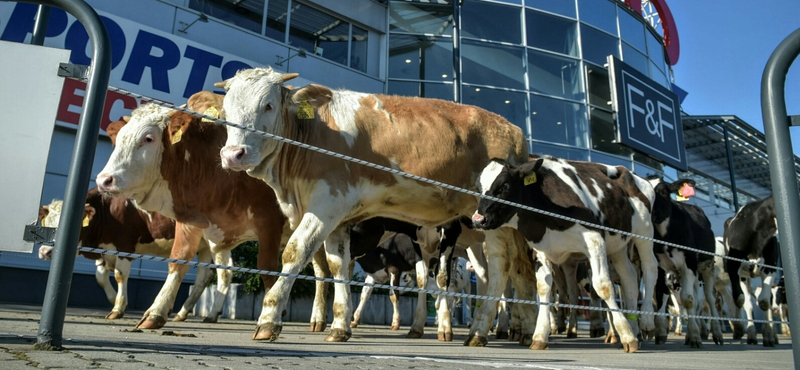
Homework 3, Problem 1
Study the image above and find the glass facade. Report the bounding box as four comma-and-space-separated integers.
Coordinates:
388, 0, 673, 175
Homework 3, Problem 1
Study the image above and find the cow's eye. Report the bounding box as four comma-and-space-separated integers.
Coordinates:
501, 183, 510, 193
264, 103, 273, 112
143, 135, 154, 144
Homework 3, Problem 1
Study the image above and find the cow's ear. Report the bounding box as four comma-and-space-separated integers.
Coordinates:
82, 204, 96, 227
38, 206, 49, 223
517, 158, 544, 186
167, 113, 193, 146
106, 118, 128, 145
187, 91, 225, 116
290, 84, 333, 108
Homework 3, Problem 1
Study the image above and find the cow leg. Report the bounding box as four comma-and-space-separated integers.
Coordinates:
322, 226, 353, 342
609, 251, 641, 341
561, 260, 579, 338
310, 247, 330, 332
739, 277, 758, 345
204, 249, 233, 323
173, 239, 214, 322
508, 267, 536, 347
352, 273, 376, 329
106, 257, 132, 319
632, 236, 657, 340
552, 264, 568, 335
669, 291, 683, 336
758, 271, 778, 347
137, 223, 202, 329
254, 213, 336, 341
653, 266, 670, 344
699, 261, 723, 345
408, 259, 432, 338
498, 281, 512, 340
94, 258, 116, 305
436, 258, 454, 342
389, 269, 403, 331
680, 267, 702, 348
587, 282, 605, 338
466, 228, 513, 347
586, 236, 638, 353
715, 275, 744, 339
531, 257, 554, 350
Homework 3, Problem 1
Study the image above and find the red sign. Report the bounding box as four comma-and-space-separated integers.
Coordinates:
625, 0, 680, 66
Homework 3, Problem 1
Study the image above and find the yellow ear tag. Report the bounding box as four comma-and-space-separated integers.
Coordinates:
676, 195, 689, 202
297, 100, 315, 119
202, 106, 220, 122
523, 172, 537, 186
82, 215, 90, 227
171, 128, 183, 145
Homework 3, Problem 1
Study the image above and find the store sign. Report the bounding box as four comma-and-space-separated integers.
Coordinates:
0, 3, 304, 132
608, 56, 687, 171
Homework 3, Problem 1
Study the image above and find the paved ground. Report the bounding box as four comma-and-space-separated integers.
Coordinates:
0, 303, 793, 369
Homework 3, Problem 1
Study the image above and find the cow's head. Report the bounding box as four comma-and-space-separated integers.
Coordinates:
471, 158, 544, 230
37, 200, 96, 260
96, 105, 175, 202
216, 67, 307, 173
647, 176, 696, 224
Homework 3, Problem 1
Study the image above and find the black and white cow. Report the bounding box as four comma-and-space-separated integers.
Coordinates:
724, 195, 781, 346
470, 155, 657, 353
647, 177, 721, 347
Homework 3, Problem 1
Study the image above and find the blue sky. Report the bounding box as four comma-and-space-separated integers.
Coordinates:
668, 0, 800, 154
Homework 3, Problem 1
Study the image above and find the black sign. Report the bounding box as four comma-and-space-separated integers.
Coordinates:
608, 56, 687, 171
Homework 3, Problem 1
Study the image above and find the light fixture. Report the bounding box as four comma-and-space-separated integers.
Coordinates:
276, 49, 308, 66
504, 100, 510, 104
475, 88, 481, 92
405, 59, 411, 63
178, 13, 209, 33
442, 74, 448, 78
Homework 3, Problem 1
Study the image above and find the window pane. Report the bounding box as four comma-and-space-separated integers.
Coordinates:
527, 0, 576, 18
463, 87, 528, 137
388, 81, 454, 100
586, 64, 610, 107
265, 0, 287, 41
647, 31, 667, 69
633, 152, 664, 176
651, 62, 669, 88
531, 142, 589, 161
390, 2, 453, 36
190, 0, 264, 34
526, 9, 578, 56
351, 26, 368, 73
530, 95, 588, 148
578, 0, 617, 35
581, 24, 619, 66
619, 7, 646, 52
462, 0, 521, 44
590, 108, 631, 157
389, 35, 452, 80
462, 40, 525, 89
622, 42, 649, 76
289, 3, 348, 67
528, 50, 583, 101
591, 151, 632, 170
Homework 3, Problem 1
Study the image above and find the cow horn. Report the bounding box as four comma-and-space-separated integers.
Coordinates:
122, 116, 131, 122
280, 73, 299, 82
214, 80, 229, 89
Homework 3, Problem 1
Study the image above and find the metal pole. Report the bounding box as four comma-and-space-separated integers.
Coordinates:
452, 0, 461, 103
13, 0, 112, 350
30, 5, 50, 46
761, 27, 800, 365
722, 123, 740, 210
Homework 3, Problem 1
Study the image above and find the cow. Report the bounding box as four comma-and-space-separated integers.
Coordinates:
713, 236, 745, 339
36, 190, 226, 322
647, 177, 722, 347
470, 155, 658, 353
723, 195, 781, 346
215, 67, 529, 343
95, 92, 289, 331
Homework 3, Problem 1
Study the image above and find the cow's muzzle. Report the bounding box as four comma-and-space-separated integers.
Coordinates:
220, 146, 252, 171
471, 213, 487, 229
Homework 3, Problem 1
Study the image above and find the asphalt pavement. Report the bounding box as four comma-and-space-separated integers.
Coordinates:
0, 303, 793, 369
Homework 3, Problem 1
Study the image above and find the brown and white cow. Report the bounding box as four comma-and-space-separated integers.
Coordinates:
95, 92, 289, 330
215, 67, 529, 343
37, 188, 224, 322
471, 155, 658, 353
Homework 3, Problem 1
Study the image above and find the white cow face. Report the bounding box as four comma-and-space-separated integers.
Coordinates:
218, 67, 298, 173
96, 104, 172, 205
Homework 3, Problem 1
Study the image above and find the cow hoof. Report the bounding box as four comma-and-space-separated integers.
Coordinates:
747, 337, 758, 345
530, 340, 549, 350
509, 329, 520, 341
590, 328, 605, 338
405, 329, 424, 338
105, 311, 124, 320
605, 335, 619, 344
519, 334, 533, 347
686, 336, 702, 348
495, 330, 509, 340
135, 314, 166, 329
438, 332, 453, 342
655, 335, 667, 344
309, 321, 326, 332
350, 322, 359, 329
713, 334, 723, 345
557, 326, 566, 334
566, 332, 577, 339
390, 324, 400, 331
763, 337, 777, 347
324, 329, 351, 342
252, 323, 282, 341
202, 316, 218, 323
622, 340, 639, 353
172, 314, 187, 322
466, 335, 488, 347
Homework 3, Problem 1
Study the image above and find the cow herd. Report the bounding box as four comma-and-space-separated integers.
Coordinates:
39, 67, 788, 354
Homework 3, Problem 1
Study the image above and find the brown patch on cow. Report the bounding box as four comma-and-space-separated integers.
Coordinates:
332, 302, 346, 319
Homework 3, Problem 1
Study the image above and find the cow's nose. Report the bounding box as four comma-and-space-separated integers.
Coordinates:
97, 174, 114, 191
220, 147, 246, 170
471, 213, 485, 227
